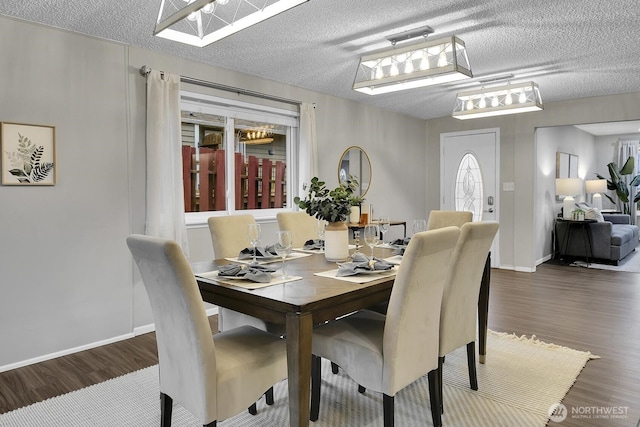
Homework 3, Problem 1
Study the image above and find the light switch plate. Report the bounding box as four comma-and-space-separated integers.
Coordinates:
503, 182, 515, 191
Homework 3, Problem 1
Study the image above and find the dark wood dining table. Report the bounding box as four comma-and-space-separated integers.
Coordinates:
193, 248, 491, 427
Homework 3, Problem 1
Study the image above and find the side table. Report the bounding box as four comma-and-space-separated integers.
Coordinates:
556, 219, 597, 264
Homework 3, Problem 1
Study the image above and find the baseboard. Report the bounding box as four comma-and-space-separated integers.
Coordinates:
1, 307, 220, 373
496, 264, 536, 273
0, 333, 134, 373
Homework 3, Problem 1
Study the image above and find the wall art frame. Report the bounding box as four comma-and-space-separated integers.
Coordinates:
1, 122, 56, 185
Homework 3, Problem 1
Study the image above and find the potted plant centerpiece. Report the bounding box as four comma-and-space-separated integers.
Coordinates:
294, 176, 358, 261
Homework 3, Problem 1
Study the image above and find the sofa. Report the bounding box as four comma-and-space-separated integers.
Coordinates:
555, 213, 639, 264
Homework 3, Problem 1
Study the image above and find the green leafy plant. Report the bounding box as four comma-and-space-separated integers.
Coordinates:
596, 156, 640, 214
294, 176, 358, 223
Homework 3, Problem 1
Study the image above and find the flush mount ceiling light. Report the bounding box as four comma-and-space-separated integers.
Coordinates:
353, 26, 473, 95
452, 81, 543, 120
154, 0, 309, 47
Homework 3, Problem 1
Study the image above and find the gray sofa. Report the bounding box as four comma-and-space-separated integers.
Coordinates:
555, 214, 639, 264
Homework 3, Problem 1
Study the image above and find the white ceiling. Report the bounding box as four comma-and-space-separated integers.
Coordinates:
2, 0, 640, 122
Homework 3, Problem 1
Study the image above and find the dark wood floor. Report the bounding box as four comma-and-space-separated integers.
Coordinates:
1, 263, 639, 426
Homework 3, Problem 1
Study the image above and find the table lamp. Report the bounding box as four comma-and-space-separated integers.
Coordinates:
585, 179, 607, 210
556, 178, 583, 219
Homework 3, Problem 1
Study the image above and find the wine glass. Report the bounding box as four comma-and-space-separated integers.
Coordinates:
412, 219, 427, 236
379, 216, 390, 245
316, 219, 326, 253
247, 223, 262, 264
364, 224, 380, 259
275, 231, 292, 278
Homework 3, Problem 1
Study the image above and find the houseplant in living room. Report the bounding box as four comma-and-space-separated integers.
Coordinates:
596, 156, 640, 217
294, 176, 357, 261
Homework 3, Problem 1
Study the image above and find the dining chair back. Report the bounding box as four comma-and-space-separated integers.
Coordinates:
126, 234, 287, 426
310, 226, 461, 427
438, 221, 499, 412
427, 210, 473, 230
207, 215, 283, 334
276, 211, 318, 248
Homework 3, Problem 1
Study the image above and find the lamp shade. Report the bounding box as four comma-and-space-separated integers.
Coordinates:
555, 178, 583, 197
585, 179, 607, 194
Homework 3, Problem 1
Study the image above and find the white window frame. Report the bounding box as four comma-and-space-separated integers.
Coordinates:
180, 91, 300, 225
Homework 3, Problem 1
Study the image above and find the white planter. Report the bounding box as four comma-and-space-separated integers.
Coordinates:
324, 221, 349, 262
349, 206, 360, 224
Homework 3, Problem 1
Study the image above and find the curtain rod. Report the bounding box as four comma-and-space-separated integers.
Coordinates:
139, 65, 302, 107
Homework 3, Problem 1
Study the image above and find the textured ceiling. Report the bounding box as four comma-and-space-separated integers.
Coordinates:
1, 0, 640, 121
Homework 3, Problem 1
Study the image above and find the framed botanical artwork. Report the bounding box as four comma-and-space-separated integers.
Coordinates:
1, 122, 56, 185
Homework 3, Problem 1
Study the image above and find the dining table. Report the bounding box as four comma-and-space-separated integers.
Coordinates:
192, 246, 491, 427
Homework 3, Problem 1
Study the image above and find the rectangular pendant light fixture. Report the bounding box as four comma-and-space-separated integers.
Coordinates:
452, 81, 543, 120
352, 35, 472, 95
154, 0, 309, 48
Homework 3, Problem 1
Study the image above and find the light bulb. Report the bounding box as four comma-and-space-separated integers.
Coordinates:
419, 54, 429, 70
187, 11, 199, 21
491, 95, 499, 107
519, 90, 527, 103
466, 99, 474, 110
390, 63, 399, 77
438, 51, 447, 67
202, 3, 215, 13
404, 60, 414, 74
375, 66, 384, 79
217, 0, 229, 4
505, 92, 513, 105
479, 97, 486, 108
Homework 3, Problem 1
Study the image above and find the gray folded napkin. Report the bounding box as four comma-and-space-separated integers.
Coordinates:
390, 237, 411, 256
238, 245, 279, 260
336, 253, 394, 277
303, 239, 324, 250
217, 264, 278, 283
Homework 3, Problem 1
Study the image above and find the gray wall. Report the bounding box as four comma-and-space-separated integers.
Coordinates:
0, 16, 426, 369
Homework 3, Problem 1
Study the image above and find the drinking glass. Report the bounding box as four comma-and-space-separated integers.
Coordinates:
379, 216, 390, 245
316, 219, 326, 253
364, 224, 380, 258
412, 219, 427, 236
247, 223, 262, 264
275, 231, 292, 278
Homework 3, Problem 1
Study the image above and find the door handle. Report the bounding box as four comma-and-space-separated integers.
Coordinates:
484, 208, 494, 213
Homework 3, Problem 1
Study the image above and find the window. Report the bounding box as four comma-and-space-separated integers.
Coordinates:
180, 91, 299, 224
454, 153, 483, 221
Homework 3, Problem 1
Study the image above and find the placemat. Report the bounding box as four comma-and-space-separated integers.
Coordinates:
314, 267, 397, 284
195, 270, 303, 290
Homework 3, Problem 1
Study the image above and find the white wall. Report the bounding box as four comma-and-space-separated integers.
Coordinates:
0, 16, 426, 369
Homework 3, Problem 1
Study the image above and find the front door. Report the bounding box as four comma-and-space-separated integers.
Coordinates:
440, 129, 500, 267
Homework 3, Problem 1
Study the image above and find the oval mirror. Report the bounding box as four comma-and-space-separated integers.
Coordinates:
338, 145, 371, 199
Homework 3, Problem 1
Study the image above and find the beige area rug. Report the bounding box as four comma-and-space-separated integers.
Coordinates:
0, 331, 598, 427
570, 249, 640, 273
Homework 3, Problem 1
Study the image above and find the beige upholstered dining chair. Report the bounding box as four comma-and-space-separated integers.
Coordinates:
310, 226, 461, 427
427, 210, 473, 230
126, 234, 288, 427
276, 211, 319, 248
207, 215, 282, 334
437, 221, 499, 414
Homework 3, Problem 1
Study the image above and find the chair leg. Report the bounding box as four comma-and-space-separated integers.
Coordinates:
331, 361, 339, 374
248, 403, 257, 415
428, 369, 443, 427
160, 393, 173, 427
358, 385, 366, 393
466, 342, 478, 390
383, 394, 394, 427
265, 387, 274, 405
204, 422, 216, 427
310, 355, 321, 421
438, 356, 444, 414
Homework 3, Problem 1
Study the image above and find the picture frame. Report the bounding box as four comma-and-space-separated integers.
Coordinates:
1, 122, 56, 185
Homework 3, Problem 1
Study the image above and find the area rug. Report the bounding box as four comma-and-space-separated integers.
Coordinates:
0, 331, 598, 427
570, 249, 640, 273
